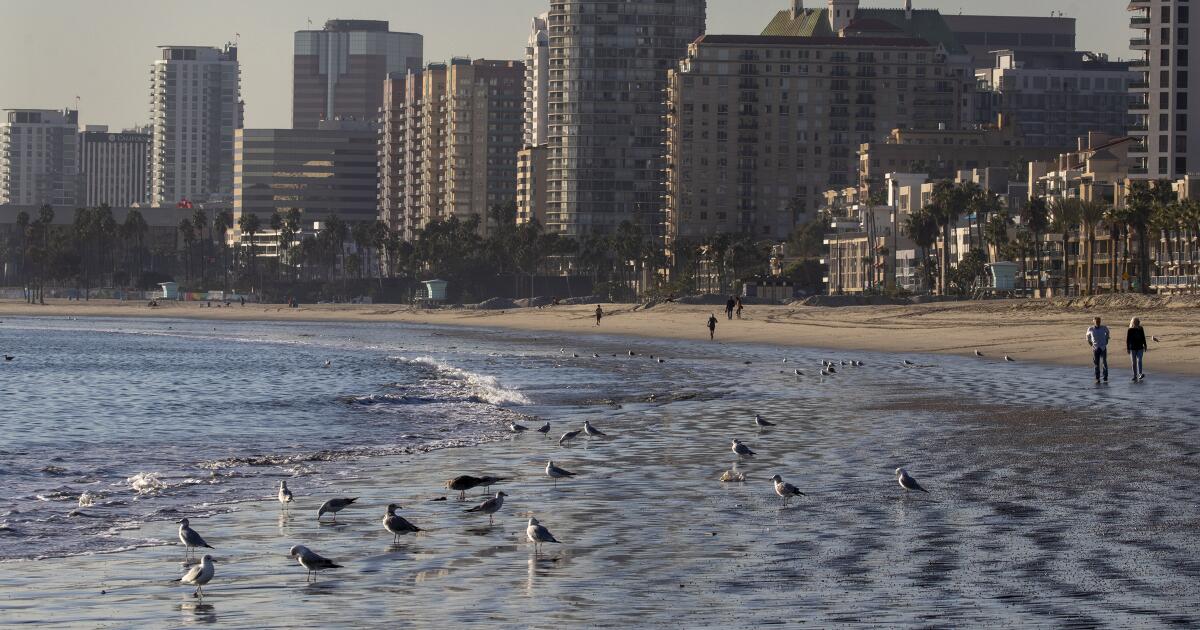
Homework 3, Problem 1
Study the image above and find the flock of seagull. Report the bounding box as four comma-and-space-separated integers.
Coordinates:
175, 349, 935, 602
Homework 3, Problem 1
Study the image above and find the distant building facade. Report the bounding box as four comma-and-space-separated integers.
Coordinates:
941, 13, 1077, 70
0, 109, 80, 207
378, 59, 524, 240
233, 122, 379, 233
524, 13, 550, 148
149, 45, 242, 207
80, 125, 150, 207
666, 28, 970, 251
293, 20, 423, 129
545, 0, 706, 237
974, 50, 1135, 148
1128, 0, 1197, 179
516, 145, 548, 225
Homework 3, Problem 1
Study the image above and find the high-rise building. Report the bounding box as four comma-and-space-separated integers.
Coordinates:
293, 20, 423, 129
973, 50, 1134, 148
1128, 0, 1195, 179
545, 0, 706, 237
516, 145, 548, 225
80, 125, 151, 207
524, 13, 550, 148
149, 45, 242, 207
666, 11, 972, 250
378, 59, 525, 240
233, 121, 379, 231
0, 109, 80, 207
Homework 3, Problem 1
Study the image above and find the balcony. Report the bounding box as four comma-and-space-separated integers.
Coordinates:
1130, 15, 1150, 28
1130, 37, 1150, 48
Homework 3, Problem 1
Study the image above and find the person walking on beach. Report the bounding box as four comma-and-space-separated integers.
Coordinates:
725, 296, 736, 320
735, 296, 744, 320
707, 313, 718, 340
595, 304, 604, 327
1086, 316, 1110, 384
1126, 317, 1148, 382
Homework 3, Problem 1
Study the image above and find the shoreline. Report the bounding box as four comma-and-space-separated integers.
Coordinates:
2, 297, 1198, 376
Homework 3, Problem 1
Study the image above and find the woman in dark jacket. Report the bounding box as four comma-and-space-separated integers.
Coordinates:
1126, 317, 1148, 382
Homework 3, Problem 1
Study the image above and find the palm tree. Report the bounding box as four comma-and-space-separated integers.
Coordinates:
1021, 197, 1050, 295
178, 217, 195, 287
926, 180, 967, 295
983, 211, 1011, 264
213, 211, 233, 291
238, 213, 262, 291
1048, 198, 1080, 296
121, 209, 148, 286
1078, 201, 1108, 295
903, 207, 938, 293
191, 208, 209, 288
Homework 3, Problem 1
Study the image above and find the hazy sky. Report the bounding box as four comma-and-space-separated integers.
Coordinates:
1, 0, 1128, 131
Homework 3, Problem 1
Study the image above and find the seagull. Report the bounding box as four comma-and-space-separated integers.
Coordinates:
1152, 336, 1161, 343
1004, 355, 1015, 362
794, 369, 804, 376
180, 554, 215, 600
974, 350, 984, 357
592, 353, 600, 358
526, 517, 561, 552
3, 355, 13, 361
769, 474, 805, 503
317, 497, 358, 522
465, 491, 507, 525
323, 360, 331, 368
289, 545, 343, 582
558, 429, 582, 446
178, 518, 213, 561
731, 439, 756, 457
560, 348, 565, 354
508, 421, 529, 433
820, 368, 833, 376
628, 350, 635, 356
902, 360, 916, 366
572, 353, 579, 358
445, 475, 506, 500
582, 420, 606, 438
896, 468, 928, 493
382, 504, 422, 543
278, 481, 294, 510
545, 460, 577, 487
536, 422, 551, 434
754, 414, 775, 427
657, 358, 665, 363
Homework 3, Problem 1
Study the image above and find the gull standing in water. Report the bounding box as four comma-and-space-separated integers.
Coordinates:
558, 429, 582, 446
731, 439, 756, 457
896, 468, 929, 493
178, 518, 213, 561
278, 481, 294, 510
545, 460, 577, 487
445, 475, 506, 500
509, 421, 529, 433
180, 554, 215, 600
317, 497, 358, 522
769, 474, 805, 504
465, 491, 507, 525
382, 504, 422, 543
582, 420, 607, 438
289, 545, 343, 582
526, 517, 560, 553
754, 414, 775, 427
536, 422, 551, 434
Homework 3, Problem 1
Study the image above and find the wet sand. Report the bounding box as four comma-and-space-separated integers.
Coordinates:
2, 345, 1198, 627
3, 297, 1199, 376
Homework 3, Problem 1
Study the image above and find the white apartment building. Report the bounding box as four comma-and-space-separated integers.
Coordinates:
524, 13, 550, 148
0, 109, 80, 206
1128, 0, 1196, 178
149, 45, 242, 207
80, 125, 150, 207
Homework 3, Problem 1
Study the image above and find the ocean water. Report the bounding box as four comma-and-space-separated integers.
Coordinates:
1, 316, 1198, 626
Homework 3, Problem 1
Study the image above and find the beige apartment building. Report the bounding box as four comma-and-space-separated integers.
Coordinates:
665, 30, 968, 253
516, 145, 548, 225
378, 58, 523, 240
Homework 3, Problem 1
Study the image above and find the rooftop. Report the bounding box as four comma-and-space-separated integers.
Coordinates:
762, 8, 966, 54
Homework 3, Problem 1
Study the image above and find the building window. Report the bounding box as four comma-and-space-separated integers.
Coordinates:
1180, 49, 1190, 67
1178, 113, 1189, 131
1179, 93, 1189, 109
1176, 157, 1187, 174
1181, 28, 1191, 46
1181, 7, 1190, 24
1181, 70, 1190, 89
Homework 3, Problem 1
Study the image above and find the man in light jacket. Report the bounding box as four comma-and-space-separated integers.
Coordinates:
1086, 316, 1110, 383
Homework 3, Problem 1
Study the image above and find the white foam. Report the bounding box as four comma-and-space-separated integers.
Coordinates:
126, 472, 167, 495
395, 356, 531, 406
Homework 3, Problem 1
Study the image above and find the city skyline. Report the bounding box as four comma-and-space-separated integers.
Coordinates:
2, 0, 1127, 131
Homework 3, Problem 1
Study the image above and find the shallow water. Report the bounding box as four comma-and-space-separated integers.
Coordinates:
1, 316, 1198, 626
